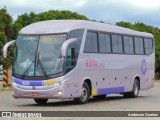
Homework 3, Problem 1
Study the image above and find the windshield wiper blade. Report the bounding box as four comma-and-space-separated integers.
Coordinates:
22, 62, 34, 78
38, 58, 48, 78
37, 54, 48, 79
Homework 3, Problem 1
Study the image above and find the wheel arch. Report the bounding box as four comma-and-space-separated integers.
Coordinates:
82, 78, 92, 96
134, 76, 140, 90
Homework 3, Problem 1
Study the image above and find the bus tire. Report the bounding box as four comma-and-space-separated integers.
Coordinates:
123, 79, 139, 98
74, 82, 90, 104
34, 99, 48, 105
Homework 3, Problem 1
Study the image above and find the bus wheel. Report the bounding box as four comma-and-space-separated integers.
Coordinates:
123, 79, 139, 98
34, 99, 48, 105
74, 82, 90, 104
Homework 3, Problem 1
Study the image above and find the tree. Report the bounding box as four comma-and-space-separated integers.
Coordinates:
116, 21, 136, 30
0, 7, 14, 69
14, 10, 89, 28
14, 12, 37, 28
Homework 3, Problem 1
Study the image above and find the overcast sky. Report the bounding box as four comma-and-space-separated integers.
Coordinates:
0, 0, 160, 27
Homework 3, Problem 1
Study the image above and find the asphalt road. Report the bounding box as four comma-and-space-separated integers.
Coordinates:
0, 81, 160, 120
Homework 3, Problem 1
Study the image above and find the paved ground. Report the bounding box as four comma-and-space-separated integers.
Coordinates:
0, 80, 160, 120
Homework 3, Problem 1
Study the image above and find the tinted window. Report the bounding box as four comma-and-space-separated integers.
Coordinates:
99, 33, 106, 53
99, 33, 111, 53
111, 35, 123, 53
69, 29, 84, 46
144, 38, 153, 55
134, 37, 144, 54
84, 32, 98, 53
92, 33, 98, 52
69, 29, 84, 44
69, 29, 84, 56
123, 36, 134, 54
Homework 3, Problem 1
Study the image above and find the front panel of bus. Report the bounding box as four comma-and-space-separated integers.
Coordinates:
12, 29, 84, 99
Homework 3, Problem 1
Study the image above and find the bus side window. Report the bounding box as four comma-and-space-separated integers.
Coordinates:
144, 38, 153, 55
123, 36, 134, 54
111, 35, 123, 54
84, 32, 98, 53
99, 33, 111, 53
134, 37, 144, 54
99, 33, 106, 53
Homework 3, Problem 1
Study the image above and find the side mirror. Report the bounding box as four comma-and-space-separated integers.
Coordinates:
3, 40, 16, 58
60, 38, 77, 57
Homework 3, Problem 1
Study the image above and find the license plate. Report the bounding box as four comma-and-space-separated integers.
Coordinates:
30, 92, 39, 96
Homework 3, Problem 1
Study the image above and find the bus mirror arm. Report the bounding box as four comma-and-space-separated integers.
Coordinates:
60, 38, 77, 57
3, 40, 16, 58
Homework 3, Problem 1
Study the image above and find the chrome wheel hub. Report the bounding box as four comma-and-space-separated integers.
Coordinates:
81, 88, 87, 100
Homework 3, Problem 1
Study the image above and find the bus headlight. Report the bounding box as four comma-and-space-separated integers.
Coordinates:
54, 83, 59, 87
51, 82, 62, 88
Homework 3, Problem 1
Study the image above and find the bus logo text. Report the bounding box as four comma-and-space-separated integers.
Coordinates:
86, 59, 97, 68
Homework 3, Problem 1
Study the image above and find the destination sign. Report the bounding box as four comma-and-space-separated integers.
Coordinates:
41, 36, 59, 42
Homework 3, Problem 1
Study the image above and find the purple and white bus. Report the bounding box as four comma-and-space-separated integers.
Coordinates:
3, 20, 154, 104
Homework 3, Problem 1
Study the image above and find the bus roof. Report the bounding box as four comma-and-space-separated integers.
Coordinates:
19, 20, 153, 38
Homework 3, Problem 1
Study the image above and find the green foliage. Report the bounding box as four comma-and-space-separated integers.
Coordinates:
14, 12, 37, 28
116, 21, 160, 73
14, 10, 88, 28
116, 21, 136, 30
0, 7, 14, 69
0, 32, 7, 54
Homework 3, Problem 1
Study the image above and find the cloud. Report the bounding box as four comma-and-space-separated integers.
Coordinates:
0, 0, 160, 27
76, 0, 160, 27
4, 0, 87, 10
75, 0, 87, 7
124, 0, 160, 9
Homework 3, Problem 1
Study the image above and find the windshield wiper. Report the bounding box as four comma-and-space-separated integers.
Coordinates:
22, 62, 34, 78
36, 52, 48, 78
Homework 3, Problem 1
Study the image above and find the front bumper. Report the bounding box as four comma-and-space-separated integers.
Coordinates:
12, 76, 67, 99
12, 83, 65, 99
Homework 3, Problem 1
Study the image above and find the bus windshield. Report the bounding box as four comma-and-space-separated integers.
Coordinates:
13, 34, 67, 77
